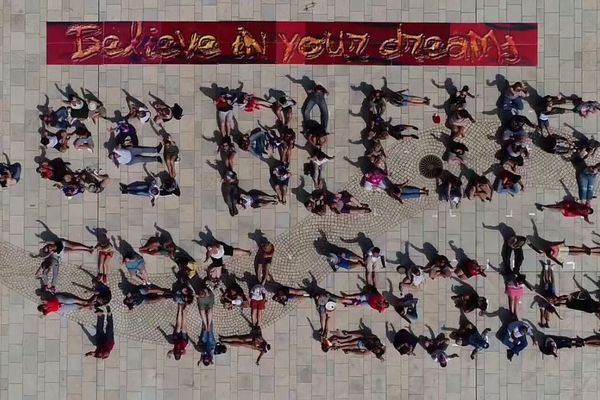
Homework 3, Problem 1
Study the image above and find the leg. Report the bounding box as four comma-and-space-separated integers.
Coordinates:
175, 304, 184, 332
55, 293, 93, 306
136, 266, 149, 284
302, 98, 317, 123
63, 239, 93, 252
199, 308, 209, 329
128, 146, 159, 157
577, 171, 589, 201
128, 270, 145, 285
310, 164, 319, 188
128, 155, 161, 165
95, 313, 106, 344
317, 98, 329, 130
507, 296, 515, 316
226, 112, 235, 136
50, 259, 60, 288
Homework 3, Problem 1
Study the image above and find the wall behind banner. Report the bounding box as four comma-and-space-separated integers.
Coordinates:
46, 21, 538, 66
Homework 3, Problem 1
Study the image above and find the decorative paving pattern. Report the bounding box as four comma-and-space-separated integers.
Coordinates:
0, 120, 590, 343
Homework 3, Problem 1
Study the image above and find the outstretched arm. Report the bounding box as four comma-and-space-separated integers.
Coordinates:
256, 351, 265, 365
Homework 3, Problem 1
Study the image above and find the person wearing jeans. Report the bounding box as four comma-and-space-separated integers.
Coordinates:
199, 322, 217, 366
302, 84, 329, 130
502, 320, 535, 360
578, 164, 599, 205
110, 143, 162, 166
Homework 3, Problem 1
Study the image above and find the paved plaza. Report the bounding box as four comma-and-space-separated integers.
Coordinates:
3, 0, 600, 400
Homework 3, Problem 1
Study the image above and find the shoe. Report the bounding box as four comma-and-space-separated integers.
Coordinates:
507, 350, 514, 361
156, 156, 163, 164
156, 143, 163, 153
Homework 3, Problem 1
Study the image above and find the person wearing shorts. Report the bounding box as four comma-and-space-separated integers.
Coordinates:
505, 276, 527, 319
455, 260, 487, 280
215, 94, 235, 136
123, 286, 171, 310
122, 253, 150, 285
327, 252, 364, 272
205, 241, 251, 267
249, 284, 267, 328
340, 288, 389, 313
364, 247, 386, 286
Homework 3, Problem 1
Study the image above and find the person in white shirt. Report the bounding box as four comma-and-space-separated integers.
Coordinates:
249, 284, 268, 328
364, 247, 386, 286
110, 142, 163, 166
309, 150, 334, 189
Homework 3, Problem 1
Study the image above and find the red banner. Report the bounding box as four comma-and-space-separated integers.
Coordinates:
46, 21, 537, 66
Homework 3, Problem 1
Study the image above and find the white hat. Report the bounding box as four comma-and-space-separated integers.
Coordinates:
325, 301, 336, 311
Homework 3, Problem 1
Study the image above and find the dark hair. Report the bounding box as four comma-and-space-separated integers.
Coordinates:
518, 324, 528, 334
272, 290, 287, 306
37, 304, 45, 312
477, 297, 488, 312
40, 137, 50, 146
461, 85, 470, 92
201, 354, 212, 366
174, 351, 182, 360
123, 297, 135, 310
172, 103, 183, 119
372, 247, 381, 254
215, 343, 227, 355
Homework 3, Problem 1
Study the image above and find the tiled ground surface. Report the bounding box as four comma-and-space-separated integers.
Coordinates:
2, 0, 600, 399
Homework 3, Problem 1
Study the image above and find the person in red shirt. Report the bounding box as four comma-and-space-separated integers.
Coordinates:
455, 260, 487, 280
85, 306, 114, 359
167, 304, 189, 360
37, 293, 95, 316
339, 286, 390, 313
239, 94, 271, 113
535, 199, 593, 224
